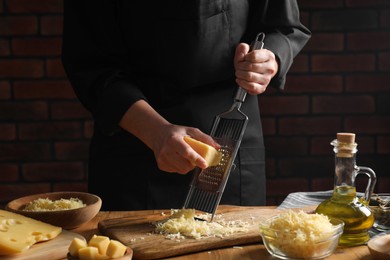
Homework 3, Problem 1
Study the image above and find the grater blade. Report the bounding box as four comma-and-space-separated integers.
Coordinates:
183, 33, 265, 221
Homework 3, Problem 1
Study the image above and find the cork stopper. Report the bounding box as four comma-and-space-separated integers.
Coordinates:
332, 132, 357, 157
337, 133, 355, 144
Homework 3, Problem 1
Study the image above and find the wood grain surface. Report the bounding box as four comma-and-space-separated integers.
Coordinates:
98, 205, 292, 259
1, 230, 85, 260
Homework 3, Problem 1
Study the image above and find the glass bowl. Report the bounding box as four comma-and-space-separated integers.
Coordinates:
259, 214, 344, 260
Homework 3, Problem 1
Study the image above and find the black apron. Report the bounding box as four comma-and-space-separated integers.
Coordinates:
87, 0, 266, 210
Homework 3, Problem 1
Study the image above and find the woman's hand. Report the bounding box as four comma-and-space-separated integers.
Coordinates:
119, 100, 220, 174
234, 43, 278, 95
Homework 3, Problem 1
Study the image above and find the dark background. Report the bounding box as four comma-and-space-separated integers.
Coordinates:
0, 0, 389, 208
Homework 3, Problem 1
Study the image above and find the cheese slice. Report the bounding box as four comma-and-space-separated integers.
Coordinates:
0, 209, 62, 255
183, 136, 222, 167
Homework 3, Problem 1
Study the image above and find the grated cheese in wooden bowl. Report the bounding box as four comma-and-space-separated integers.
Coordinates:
154, 209, 249, 240
23, 197, 86, 211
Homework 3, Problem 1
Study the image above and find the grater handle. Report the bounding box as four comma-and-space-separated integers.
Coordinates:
234, 32, 265, 103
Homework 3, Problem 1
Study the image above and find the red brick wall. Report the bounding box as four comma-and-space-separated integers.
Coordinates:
0, 0, 389, 207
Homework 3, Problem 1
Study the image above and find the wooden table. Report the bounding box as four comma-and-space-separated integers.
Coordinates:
70, 207, 373, 260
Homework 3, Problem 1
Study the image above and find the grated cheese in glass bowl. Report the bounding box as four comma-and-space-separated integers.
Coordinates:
259, 210, 344, 260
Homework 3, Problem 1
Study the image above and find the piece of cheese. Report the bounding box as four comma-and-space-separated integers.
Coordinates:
88, 235, 110, 255
69, 237, 87, 257
106, 240, 127, 258
69, 235, 127, 259
0, 209, 62, 255
183, 136, 222, 167
78, 246, 109, 260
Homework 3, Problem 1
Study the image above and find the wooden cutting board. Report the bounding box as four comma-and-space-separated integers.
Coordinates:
98, 205, 311, 259
1, 230, 85, 260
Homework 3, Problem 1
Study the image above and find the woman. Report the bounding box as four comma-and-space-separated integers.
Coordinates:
62, 1, 311, 210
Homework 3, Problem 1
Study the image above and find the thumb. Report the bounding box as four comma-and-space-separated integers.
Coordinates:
234, 43, 250, 67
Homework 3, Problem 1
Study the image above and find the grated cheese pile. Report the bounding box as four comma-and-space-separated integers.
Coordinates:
154, 209, 249, 240
23, 197, 86, 211
260, 210, 339, 259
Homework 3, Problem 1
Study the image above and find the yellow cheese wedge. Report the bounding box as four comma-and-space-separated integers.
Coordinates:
0, 209, 62, 255
183, 136, 222, 167
88, 235, 110, 255
106, 240, 127, 258
69, 237, 87, 257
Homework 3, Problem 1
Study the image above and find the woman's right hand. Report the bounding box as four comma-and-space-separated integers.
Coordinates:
119, 100, 220, 174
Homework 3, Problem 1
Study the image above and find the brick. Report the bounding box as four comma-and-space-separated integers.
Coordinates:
311, 136, 337, 155
279, 157, 333, 178
378, 136, 390, 153
0, 123, 16, 140
0, 143, 51, 161
379, 52, 390, 71
279, 117, 341, 135
261, 117, 276, 136
348, 32, 390, 51
41, 15, 63, 35
55, 141, 89, 160
12, 37, 62, 56
377, 93, 390, 114
303, 33, 344, 52
0, 81, 11, 99
7, 0, 63, 13
0, 39, 10, 56
23, 162, 84, 181
312, 54, 375, 72
0, 16, 37, 35
311, 10, 377, 30
18, 122, 82, 140
0, 164, 18, 181
13, 80, 75, 99
264, 137, 308, 156
51, 101, 92, 119
0, 59, 44, 78
0, 101, 48, 120
54, 182, 88, 193
0, 0, 3, 13
46, 58, 66, 77
299, 0, 343, 9
266, 178, 310, 196
311, 178, 334, 192
376, 177, 390, 193
0, 184, 51, 204
345, 115, 390, 134
284, 75, 343, 93
381, 10, 390, 27
345, 0, 390, 7
346, 74, 390, 92
259, 96, 309, 116
312, 95, 375, 114
288, 54, 309, 73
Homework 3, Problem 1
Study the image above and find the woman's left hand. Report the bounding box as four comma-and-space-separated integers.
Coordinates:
234, 43, 278, 95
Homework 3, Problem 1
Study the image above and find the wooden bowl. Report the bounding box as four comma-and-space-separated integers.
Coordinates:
5, 191, 102, 229
368, 234, 390, 260
67, 247, 133, 260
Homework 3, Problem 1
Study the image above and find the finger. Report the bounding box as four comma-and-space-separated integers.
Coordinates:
234, 43, 250, 67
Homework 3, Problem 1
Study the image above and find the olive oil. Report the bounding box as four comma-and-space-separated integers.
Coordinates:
315, 133, 376, 246
316, 186, 374, 246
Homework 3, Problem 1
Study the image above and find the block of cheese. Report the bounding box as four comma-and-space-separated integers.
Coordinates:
183, 136, 222, 167
78, 246, 109, 260
88, 235, 110, 255
106, 240, 127, 258
69, 237, 88, 257
0, 209, 62, 255
69, 235, 127, 259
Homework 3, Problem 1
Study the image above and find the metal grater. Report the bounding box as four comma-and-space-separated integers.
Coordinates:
183, 33, 265, 221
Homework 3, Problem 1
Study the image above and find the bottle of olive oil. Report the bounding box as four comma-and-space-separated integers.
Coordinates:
315, 133, 376, 246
